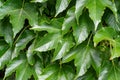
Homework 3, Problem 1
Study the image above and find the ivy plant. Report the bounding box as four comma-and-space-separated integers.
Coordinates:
0, 0, 120, 80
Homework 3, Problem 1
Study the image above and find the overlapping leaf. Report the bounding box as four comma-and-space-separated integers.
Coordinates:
52, 36, 74, 61
0, 40, 11, 69
72, 12, 93, 45
75, 0, 117, 30
55, 0, 71, 16
39, 64, 75, 80
74, 44, 101, 79
34, 33, 62, 52
0, 0, 38, 36
12, 30, 35, 59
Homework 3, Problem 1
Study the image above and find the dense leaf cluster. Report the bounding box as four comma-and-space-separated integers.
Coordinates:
0, 0, 120, 80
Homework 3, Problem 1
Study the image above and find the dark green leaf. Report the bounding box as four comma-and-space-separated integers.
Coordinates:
0, 19, 13, 46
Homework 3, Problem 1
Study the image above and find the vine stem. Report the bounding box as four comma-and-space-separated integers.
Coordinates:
13, 25, 29, 45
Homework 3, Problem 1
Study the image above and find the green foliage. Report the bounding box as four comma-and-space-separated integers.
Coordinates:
0, 0, 120, 80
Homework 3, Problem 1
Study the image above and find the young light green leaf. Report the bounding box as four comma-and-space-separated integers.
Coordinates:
93, 27, 116, 47
55, 0, 71, 16
34, 33, 61, 52
111, 37, 120, 59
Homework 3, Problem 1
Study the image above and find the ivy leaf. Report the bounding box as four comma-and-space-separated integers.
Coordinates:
62, 45, 80, 63
74, 44, 101, 79
0, 40, 10, 69
33, 61, 43, 80
16, 61, 33, 80
34, 33, 61, 52
27, 43, 35, 65
55, 0, 71, 16
62, 7, 75, 35
4, 58, 25, 79
86, 0, 117, 30
52, 37, 74, 61
105, 13, 120, 31
39, 64, 75, 80
31, 18, 63, 33
0, 18, 13, 46
0, 0, 38, 36
73, 13, 93, 45
111, 37, 120, 59
93, 27, 116, 47
12, 30, 35, 59
31, 0, 48, 3
98, 61, 120, 80
75, 0, 89, 23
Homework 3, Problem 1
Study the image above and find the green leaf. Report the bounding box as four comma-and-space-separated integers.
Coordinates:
31, 18, 63, 33
39, 64, 75, 80
0, 0, 38, 36
31, 24, 60, 33
77, 68, 96, 80
105, 13, 120, 31
34, 33, 61, 52
111, 37, 120, 59
74, 44, 101, 78
52, 37, 74, 61
93, 27, 116, 47
62, 48, 77, 63
16, 61, 33, 80
0, 18, 13, 46
4, 59, 25, 79
27, 43, 35, 65
0, 40, 10, 69
86, 0, 117, 30
75, 0, 89, 23
98, 61, 120, 80
12, 30, 35, 59
55, 0, 71, 16
31, 0, 48, 3
33, 61, 43, 80
72, 13, 93, 45
0, 48, 11, 70
62, 7, 75, 35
